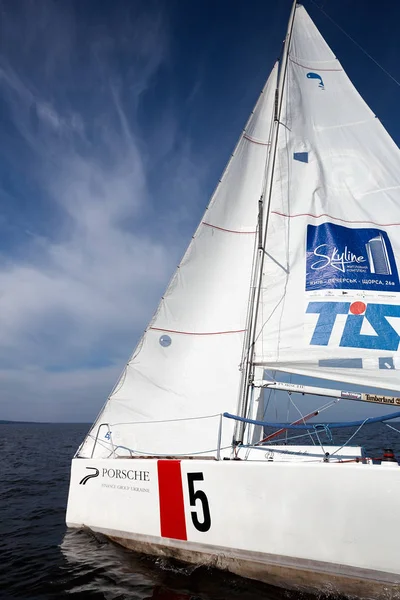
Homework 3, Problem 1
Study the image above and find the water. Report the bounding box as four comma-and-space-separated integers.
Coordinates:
1, 423, 399, 600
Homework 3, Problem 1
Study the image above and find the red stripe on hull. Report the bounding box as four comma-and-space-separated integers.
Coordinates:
157, 460, 187, 540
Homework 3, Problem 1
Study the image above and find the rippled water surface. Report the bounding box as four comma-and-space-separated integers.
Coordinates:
1, 422, 400, 600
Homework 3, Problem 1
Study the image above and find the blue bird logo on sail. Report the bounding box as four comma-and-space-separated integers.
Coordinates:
306, 72, 325, 89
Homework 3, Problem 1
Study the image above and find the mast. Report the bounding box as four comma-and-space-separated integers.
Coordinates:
234, 0, 298, 444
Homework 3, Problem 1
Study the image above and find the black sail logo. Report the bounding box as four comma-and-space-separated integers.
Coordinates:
79, 467, 99, 485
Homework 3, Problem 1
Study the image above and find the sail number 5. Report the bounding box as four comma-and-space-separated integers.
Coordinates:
187, 473, 211, 532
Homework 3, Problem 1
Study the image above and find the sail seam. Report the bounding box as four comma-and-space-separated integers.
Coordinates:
202, 222, 256, 234
289, 56, 342, 71
315, 119, 374, 131
150, 327, 246, 336
243, 133, 271, 146
271, 211, 400, 227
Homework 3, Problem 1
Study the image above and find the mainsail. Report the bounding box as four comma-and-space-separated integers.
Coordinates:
254, 6, 400, 392
79, 64, 278, 458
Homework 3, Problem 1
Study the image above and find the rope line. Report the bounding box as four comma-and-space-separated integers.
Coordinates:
110, 414, 221, 426
224, 410, 400, 429
310, 0, 400, 88
385, 423, 400, 435
329, 418, 369, 456
150, 326, 246, 336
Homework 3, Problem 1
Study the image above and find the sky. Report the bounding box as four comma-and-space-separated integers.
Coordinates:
0, 0, 399, 423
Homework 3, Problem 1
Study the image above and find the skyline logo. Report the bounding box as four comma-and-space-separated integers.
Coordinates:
306, 223, 400, 293
79, 467, 99, 485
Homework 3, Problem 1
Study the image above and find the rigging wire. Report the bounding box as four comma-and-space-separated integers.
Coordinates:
224, 409, 400, 429
263, 384, 274, 419
269, 429, 321, 444
309, 0, 400, 88
287, 392, 316, 445
329, 418, 369, 456
285, 388, 291, 444
312, 425, 326, 455
314, 424, 334, 444
385, 423, 400, 435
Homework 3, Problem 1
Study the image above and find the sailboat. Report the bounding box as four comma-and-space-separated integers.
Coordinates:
66, 2, 400, 598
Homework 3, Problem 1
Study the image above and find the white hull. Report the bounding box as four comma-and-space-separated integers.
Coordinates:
66, 457, 400, 598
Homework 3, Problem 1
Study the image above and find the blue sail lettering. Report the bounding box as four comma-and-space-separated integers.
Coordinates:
307, 302, 349, 346
341, 304, 400, 351
307, 302, 400, 351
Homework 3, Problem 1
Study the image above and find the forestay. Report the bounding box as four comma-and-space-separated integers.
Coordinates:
254, 6, 400, 392
78, 65, 278, 458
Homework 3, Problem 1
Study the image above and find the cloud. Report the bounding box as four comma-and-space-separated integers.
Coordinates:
0, 0, 205, 421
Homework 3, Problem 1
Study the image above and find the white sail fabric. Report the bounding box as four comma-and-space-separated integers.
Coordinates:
255, 6, 400, 392
79, 64, 278, 458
